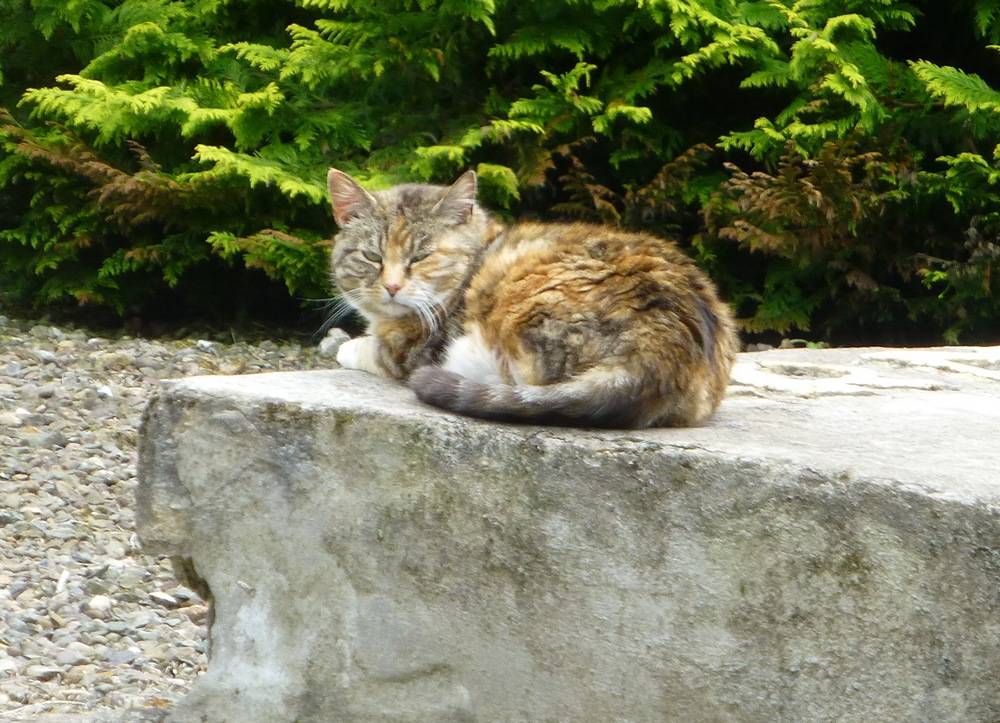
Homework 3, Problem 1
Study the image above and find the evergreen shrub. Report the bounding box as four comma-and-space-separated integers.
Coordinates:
0, 0, 997, 342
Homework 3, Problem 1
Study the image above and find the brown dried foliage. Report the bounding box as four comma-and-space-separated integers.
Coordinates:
706, 139, 895, 264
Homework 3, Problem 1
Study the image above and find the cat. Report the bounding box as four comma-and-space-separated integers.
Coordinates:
327, 168, 739, 428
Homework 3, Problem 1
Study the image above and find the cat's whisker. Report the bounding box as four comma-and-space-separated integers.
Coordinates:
405, 287, 444, 336
321, 289, 369, 333
413, 297, 441, 336
328, 297, 357, 318
412, 300, 435, 336
409, 299, 429, 332
322, 302, 352, 327
302, 296, 339, 306
427, 300, 447, 334
396, 296, 428, 335
403, 301, 425, 334
329, 296, 355, 313
428, 300, 447, 332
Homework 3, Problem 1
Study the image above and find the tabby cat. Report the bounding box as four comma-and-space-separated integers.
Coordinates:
327, 169, 738, 428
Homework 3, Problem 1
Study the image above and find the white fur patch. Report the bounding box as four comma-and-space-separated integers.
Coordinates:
441, 329, 504, 384
336, 336, 385, 376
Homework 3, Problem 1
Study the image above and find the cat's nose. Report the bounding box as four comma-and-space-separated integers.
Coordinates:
384, 283, 402, 297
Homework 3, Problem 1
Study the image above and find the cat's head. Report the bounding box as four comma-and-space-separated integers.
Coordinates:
327, 169, 489, 325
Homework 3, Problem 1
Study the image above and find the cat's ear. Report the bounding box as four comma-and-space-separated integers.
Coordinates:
433, 170, 477, 223
327, 169, 376, 227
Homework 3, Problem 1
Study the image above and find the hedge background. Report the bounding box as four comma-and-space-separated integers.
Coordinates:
1, 0, 998, 343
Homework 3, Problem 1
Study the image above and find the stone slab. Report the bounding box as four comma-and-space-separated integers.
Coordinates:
137, 347, 1000, 722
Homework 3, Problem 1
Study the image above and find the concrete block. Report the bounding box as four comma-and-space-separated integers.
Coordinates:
137, 347, 1000, 722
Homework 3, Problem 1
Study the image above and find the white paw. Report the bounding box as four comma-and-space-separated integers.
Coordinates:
336, 336, 366, 369
336, 336, 385, 376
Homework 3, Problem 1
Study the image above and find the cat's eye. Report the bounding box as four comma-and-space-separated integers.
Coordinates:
410, 250, 433, 265
361, 250, 382, 264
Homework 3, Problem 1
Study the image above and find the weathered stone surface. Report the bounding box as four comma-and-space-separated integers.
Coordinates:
137, 347, 1000, 723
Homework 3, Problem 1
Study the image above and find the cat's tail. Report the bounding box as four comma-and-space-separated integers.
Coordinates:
408, 365, 652, 428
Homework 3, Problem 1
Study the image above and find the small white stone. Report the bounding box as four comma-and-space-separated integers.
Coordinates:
0, 657, 18, 677
85, 594, 114, 619
56, 648, 90, 666
0, 412, 21, 428
96, 384, 114, 399
67, 641, 97, 656
150, 591, 179, 608
25, 664, 61, 681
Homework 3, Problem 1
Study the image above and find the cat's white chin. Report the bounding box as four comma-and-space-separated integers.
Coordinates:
376, 300, 414, 318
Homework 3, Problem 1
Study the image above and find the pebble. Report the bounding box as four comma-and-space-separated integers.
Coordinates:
25, 664, 62, 681
0, 657, 19, 676
149, 591, 179, 608
318, 327, 351, 358
0, 411, 22, 427
84, 594, 114, 619
0, 316, 329, 715
39, 430, 69, 448
181, 604, 210, 624
106, 649, 139, 665
56, 649, 90, 666
63, 664, 96, 684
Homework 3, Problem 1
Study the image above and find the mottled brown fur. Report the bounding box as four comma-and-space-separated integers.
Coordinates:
327, 169, 738, 428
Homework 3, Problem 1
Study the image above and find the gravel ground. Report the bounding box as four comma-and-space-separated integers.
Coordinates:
0, 315, 331, 720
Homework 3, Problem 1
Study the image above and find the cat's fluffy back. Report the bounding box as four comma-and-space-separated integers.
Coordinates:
432, 221, 739, 427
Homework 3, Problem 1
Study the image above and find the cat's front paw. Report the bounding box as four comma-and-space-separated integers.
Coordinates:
336, 336, 383, 375
335, 336, 367, 369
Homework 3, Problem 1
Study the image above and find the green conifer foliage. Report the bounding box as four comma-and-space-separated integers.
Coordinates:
0, 0, 997, 341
